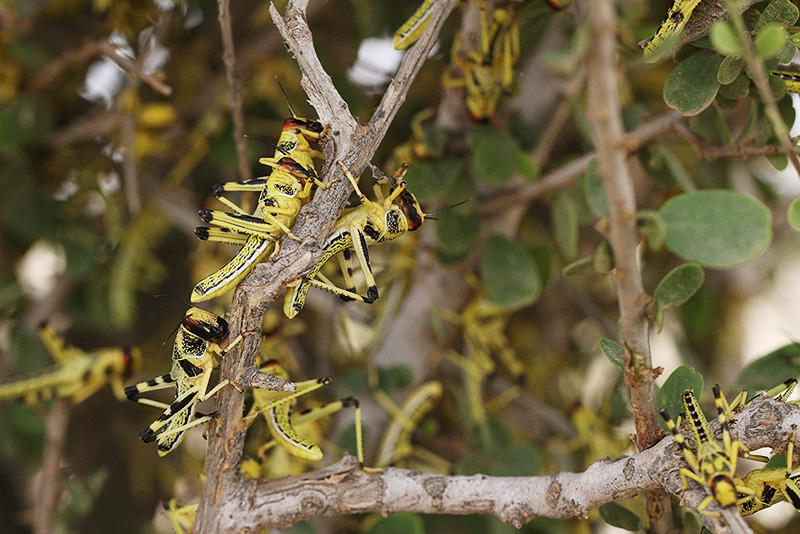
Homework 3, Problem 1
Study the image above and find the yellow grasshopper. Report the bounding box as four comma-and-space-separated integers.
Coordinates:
0, 324, 140, 405
124, 308, 239, 455
242, 360, 363, 465
660, 386, 755, 516
191, 103, 328, 302
282, 161, 427, 318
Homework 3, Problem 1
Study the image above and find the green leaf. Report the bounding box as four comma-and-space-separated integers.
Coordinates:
367, 513, 425, 534
0, 96, 54, 154
718, 70, 751, 100
717, 55, 743, 85
593, 240, 615, 273
492, 442, 542, 476
434, 210, 481, 262
788, 197, 800, 230
757, 0, 799, 29
552, 194, 579, 260
562, 256, 594, 277
480, 235, 541, 310
654, 263, 705, 310
600, 338, 625, 372
582, 159, 609, 217
599, 502, 642, 532
735, 343, 800, 394
516, 150, 539, 180
710, 21, 742, 56
659, 190, 772, 268
377, 365, 414, 394
754, 23, 787, 59
664, 51, 724, 116
467, 127, 518, 184
658, 365, 704, 421
778, 40, 796, 62
652, 263, 704, 333
404, 159, 463, 202
637, 210, 667, 250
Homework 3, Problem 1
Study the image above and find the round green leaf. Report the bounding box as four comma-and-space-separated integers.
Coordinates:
710, 21, 742, 57
599, 502, 642, 532
404, 159, 462, 202
600, 338, 625, 372
658, 365, 704, 420
757, 0, 799, 29
480, 235, 541, 310
467, 126, 518, 184
434, 210, 480, 262
788, 196, 800, 230
717, 56, 743, 85
664, 51, 724, 116
659, 190, 772, 268
654, 263, 705, 310
754, 23, 787, 59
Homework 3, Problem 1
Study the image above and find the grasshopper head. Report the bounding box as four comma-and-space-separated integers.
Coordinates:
183, 308, 229, 344
395, 186, 425, 231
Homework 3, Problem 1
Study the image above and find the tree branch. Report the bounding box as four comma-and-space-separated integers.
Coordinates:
192, 1, 458, 532
208, 394, 795, 532
586, 0, 670, 531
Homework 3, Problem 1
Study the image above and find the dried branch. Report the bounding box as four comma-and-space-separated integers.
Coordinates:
203, 394, 796, 532
34, 400, 70, 534
192, 1, 458, 532
217, 0, 252, 183
97, 41, 172, 97
586, 0, 670, 531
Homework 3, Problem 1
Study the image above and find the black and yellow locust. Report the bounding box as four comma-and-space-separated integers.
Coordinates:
0, 324, 140, 404
240, 360, 363, 477
660, 386, 757, 516
448, 0, 520, 120
640, 0, 701, 61
282, 161, 427, 319
191, 104, 327, 302
124, 308, 241, 455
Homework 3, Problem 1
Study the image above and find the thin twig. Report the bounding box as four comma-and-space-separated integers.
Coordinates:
97, 41, 172, 97
217, 0, 252, 183
34, 400, 70, 534
586, 1, 672, 532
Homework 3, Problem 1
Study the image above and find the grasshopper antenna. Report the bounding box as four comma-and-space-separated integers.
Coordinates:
275, 78, 296, 118
425, 198, 471, 220
154, 295, 194, 345
244, 134, 289, 155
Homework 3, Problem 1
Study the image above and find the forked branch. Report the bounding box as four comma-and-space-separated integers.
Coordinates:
192, 1, 458, 532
